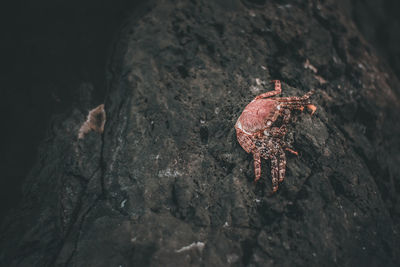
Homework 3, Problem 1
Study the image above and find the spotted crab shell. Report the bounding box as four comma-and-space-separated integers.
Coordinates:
235, 99, 280, 134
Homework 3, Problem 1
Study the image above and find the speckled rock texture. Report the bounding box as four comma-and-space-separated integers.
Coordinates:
1, 0, 400, 266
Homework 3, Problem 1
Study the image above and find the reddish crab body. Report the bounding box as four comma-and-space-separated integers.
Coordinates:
235, 80, 316, 193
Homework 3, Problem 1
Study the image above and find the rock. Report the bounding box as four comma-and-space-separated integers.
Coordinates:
1, 0, 400, 266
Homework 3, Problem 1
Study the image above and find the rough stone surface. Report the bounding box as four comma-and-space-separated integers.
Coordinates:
1, 0, 400, 266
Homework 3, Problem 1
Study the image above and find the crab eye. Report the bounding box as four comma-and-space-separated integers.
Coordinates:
277, 105, 281, 110
266, 120, 272, 126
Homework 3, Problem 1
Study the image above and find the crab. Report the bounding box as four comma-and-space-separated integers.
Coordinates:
235, 80, 316, 193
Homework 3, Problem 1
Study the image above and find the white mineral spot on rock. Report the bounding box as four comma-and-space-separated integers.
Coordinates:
200, 119, 206, 124
255, 199, 261, 203
227, 254, 239, 264
249, 11, 256, 17
304, 59, 318, 73
223, 222, 229, 228
121, 199, 127, 208
175, 241, 205, 253
214, 107, 220, 115
261, 65, 267, 70
250, 85, 261, 94
158, 168, 182, 178
333, 56, 339, 63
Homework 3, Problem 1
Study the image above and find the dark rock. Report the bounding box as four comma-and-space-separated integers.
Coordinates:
1, 0, 400, 266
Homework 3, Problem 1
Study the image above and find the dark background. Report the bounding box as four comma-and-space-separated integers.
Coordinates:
0, 0, 143, 222
0, 0, 399, 223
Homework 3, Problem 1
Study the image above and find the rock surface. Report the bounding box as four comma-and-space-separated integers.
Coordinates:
1, 0, 400, 266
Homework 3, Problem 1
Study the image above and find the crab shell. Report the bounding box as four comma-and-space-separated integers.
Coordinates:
235, 98, 281, 137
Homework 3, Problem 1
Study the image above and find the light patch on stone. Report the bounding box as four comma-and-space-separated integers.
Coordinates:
121, 199, 127, 208
304, 59, 318, 73
227, 254, 239, 264
158, 168, 182, 178
278, 4, 292, 9
78, 104, 106, 139
250, 85, 261, 94
175, 241, 205, 253
357, 63, 365, 70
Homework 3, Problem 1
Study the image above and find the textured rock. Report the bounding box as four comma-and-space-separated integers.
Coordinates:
1, 0, 400, 266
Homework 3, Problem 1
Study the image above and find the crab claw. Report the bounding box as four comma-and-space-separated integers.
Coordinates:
285, 148, 299, 156
307, 104, 317, 115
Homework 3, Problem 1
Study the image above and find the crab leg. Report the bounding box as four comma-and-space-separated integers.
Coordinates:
273, 89, 315, 102
280, 103, 317, 115
271, 155, 279, 193
285, 147, 298, 155
282, 109, 291, 123
267, 110, 291, 139
278, 148, 286, 182
236, 128, 256, 154
254, 80, 282, 100
268, 127, 281, 137
253, 152, 262, 182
